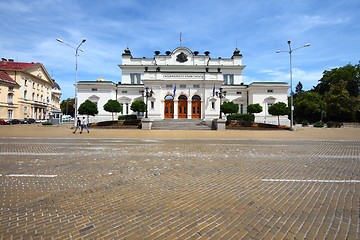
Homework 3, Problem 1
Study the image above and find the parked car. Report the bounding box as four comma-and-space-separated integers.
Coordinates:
22, 118, 36, 124
6, 119, 22, 125
0, 119, 6, 125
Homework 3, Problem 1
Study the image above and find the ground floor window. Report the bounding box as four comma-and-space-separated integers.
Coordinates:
8, 109, 13, 119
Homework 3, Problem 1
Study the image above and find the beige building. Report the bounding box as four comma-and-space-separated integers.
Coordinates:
0, 58, 61, 121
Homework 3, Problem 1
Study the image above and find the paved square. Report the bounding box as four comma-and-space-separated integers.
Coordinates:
0, 135, 359, 239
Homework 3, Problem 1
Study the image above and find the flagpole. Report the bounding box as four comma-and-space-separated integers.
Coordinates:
180, 33, 182, 47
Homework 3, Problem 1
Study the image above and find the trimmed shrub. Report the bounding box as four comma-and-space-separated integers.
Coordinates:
96, 121, 119, 126
42, 121, 53, 126
326, 121, 342, 128
227, 114, 255, 123
118, 115, 138, 120
313, 121, 325, 128
302, 120, 309, 127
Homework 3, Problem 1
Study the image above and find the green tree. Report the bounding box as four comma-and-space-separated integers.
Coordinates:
294, 91, 323, 123
295, 81, 303, 95
268, 102, 289, 125
103, 99, 122, 121
221, 101, 239, 116
60, 98, 75, 117
324, 80, 360, 122
313, 63, 360, 97
247, 103, 263, 114
130, 100, 146, 117
78, 100, 98, 117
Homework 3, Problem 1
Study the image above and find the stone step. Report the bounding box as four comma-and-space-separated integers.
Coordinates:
151, 119, 212, 130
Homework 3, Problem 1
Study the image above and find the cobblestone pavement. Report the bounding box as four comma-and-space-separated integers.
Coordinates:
0, 137, 359, 239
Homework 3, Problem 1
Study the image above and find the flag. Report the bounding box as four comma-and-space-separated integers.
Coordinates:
173, 84, 176, 96
180, 33, 182, 46
212, 85, 215, 97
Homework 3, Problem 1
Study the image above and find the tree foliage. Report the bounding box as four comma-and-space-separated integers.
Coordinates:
310, 62, 360, 122
103, 99, 122, 121
78, 100, 98, 116
313, 63, 360, 97
324, 80, 360, 122
130, 100, 146, 116
247, 103, 263, 114
294, 91, 323, 123
295, 81, 303, 95
268, 102, 289, 125
60, 98, 75, 117
221, 101, 239, 115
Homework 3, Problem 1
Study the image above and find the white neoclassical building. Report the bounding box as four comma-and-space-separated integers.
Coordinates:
77, 46, 290, 125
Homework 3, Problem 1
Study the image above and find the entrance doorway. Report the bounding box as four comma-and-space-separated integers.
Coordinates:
164, 95, 174, 118
178, 95, 188, 119
191, 95, 201, 119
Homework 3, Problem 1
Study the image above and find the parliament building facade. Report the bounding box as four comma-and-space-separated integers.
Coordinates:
77, 46, 290, 125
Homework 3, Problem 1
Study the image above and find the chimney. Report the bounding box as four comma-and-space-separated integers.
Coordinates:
8, 59, 14, 62
1, 58, 7, 65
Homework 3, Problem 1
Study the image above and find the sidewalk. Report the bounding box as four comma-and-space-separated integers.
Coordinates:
1, 124, 359, 140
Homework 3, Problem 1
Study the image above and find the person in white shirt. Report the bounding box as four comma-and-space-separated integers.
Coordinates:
80, 117, 89, 133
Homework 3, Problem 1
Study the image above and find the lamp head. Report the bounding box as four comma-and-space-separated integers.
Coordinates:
304, 43, 310, 47
82, 39, 86, 43
56, 38, 63, 43
287, 40, 291, 45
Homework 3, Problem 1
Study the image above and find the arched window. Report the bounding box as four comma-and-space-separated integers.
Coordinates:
192, 95, 201, 101
24, 90, 27, 99
7, 93, 13, 104
178, 95, 187, 101
165, 95, 174, 100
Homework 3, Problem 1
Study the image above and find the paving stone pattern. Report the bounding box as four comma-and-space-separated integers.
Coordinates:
0, 138, 359, 239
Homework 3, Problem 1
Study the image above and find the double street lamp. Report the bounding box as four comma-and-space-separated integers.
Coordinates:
276, 40, 310, 130
56, 38, 86, 126
216, 87, 227, 119
141, 87, 153, 118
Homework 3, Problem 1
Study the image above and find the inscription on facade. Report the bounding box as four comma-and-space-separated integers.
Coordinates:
163, 74, 204, 80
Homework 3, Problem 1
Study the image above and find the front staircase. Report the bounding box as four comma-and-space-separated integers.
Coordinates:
151, 119, 212, 130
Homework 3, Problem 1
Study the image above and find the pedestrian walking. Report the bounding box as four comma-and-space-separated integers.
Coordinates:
73, 117, 82, 133
80, 117, 89, 133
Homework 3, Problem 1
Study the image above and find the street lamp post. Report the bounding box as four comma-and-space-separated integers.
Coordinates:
141, 87, 153, 118
276, 40, 310, 130
56, 38, 86, 127
216, 87, 227, 119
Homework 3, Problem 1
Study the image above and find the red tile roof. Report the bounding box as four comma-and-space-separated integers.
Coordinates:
0, 71, 19, 86
0, 60, 40, 70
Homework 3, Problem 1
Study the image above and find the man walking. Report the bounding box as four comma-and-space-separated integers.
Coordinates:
80, 117, 89, 133
73, 117, 82, 134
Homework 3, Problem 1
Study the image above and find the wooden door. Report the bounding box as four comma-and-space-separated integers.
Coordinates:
192, 100, 201, 118
178, 100, 187, 118
164, 100, 174, 118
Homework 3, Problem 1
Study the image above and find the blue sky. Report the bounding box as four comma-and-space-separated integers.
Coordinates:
1, 0, 359, 100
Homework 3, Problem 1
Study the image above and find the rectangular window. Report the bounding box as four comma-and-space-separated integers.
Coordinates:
122, 91, 127, 93
7, 94, 13, 104
240, 104, 243, 114
8, 110, 13, 119
151, 101, 154, 109
223, 74, 234, 85
236, 91, 242, 94
193, 84, 200, 88
91, 88, 98, 91
179, 84, 186, 88
130, 73, 141, 84
267, 89, 273, 93
8, 86, 14, 91
24, 106, 28, 114
211, 102, 215, 109
166, 84, 173, 88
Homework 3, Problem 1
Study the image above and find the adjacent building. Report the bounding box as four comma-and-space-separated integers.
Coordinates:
77, 46, 290, 125
0, 58, 61, 121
